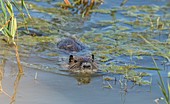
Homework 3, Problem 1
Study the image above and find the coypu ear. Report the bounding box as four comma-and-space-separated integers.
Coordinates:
92, 54, 94, 62
69, 55, 74, 63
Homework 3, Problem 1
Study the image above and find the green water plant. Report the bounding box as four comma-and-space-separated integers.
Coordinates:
151, 54, 170, 104
60, 0, 103, 17
0, 0, 30, 74
158, 71, 170, 104
103, 64, 152, 85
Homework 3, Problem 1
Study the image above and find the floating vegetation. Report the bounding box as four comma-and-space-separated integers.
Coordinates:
19, 1, 72, 16
103, 76, 114, 81
102, 63, 153, 85
90, 9, 111, 14
0, 0, 170, 86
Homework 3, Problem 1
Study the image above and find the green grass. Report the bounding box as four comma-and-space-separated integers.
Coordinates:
0, 0, 30, 73
157, 71, 170, 104
151, 49, 170, 104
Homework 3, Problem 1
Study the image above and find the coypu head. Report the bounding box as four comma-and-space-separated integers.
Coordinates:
68, 54, 98, 73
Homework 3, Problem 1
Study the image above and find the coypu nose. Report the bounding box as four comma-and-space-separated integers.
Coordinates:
83, 65, 91, 68
81, 62, 92, 69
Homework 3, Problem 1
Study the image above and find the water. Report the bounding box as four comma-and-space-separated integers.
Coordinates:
0, 0, 170, 104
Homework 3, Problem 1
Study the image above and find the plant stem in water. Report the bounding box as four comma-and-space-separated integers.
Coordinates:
14, 42, 23, 74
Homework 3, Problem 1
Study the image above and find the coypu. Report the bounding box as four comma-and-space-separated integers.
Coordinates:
57, 38, 85, 52
57, 38, 98, 74
68, 54, 98, 73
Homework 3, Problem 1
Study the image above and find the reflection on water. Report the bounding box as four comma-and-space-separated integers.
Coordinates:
0, 57, 23, 104
0, 58, 11, 98
0, 59, 5, 93
74, 73, 92, 85
120, 92, 127, 104
10, 74, 23, 104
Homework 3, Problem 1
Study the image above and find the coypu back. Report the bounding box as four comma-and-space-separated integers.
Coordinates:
68, 54, 98, 73
57, 38, 85, 52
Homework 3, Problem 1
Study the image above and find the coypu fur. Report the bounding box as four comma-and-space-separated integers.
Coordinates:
57, 38, 85, 52
68, 54, 98, 73
57, 38, 98, 73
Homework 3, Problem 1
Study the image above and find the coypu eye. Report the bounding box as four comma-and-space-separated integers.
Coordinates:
69, 55, 74, 63
92, 54, 94, 62
74, 60, 78, 63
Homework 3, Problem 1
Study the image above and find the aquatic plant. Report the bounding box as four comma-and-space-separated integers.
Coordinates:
0, 0, 30, 74
151, 53, 170, 104
10, 73, 23, 104
120, 0, 129, 6
103, 64, 152, 85
158, 71, 170, 104
62, 0, 103, 17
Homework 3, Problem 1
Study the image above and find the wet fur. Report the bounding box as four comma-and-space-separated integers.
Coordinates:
68, 54, 98, 73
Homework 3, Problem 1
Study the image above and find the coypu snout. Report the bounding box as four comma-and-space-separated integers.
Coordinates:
81, 62, 92, 70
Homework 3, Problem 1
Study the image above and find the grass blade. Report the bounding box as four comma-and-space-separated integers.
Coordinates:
158, 71, 170, 104
5, 0, 13, 16
0, 0, 7, 21
137, 34, 170, 61
120, 0, 129, 6
137, 66, 160, 70
21, 0, 31, 18
11, 0, 22, 11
